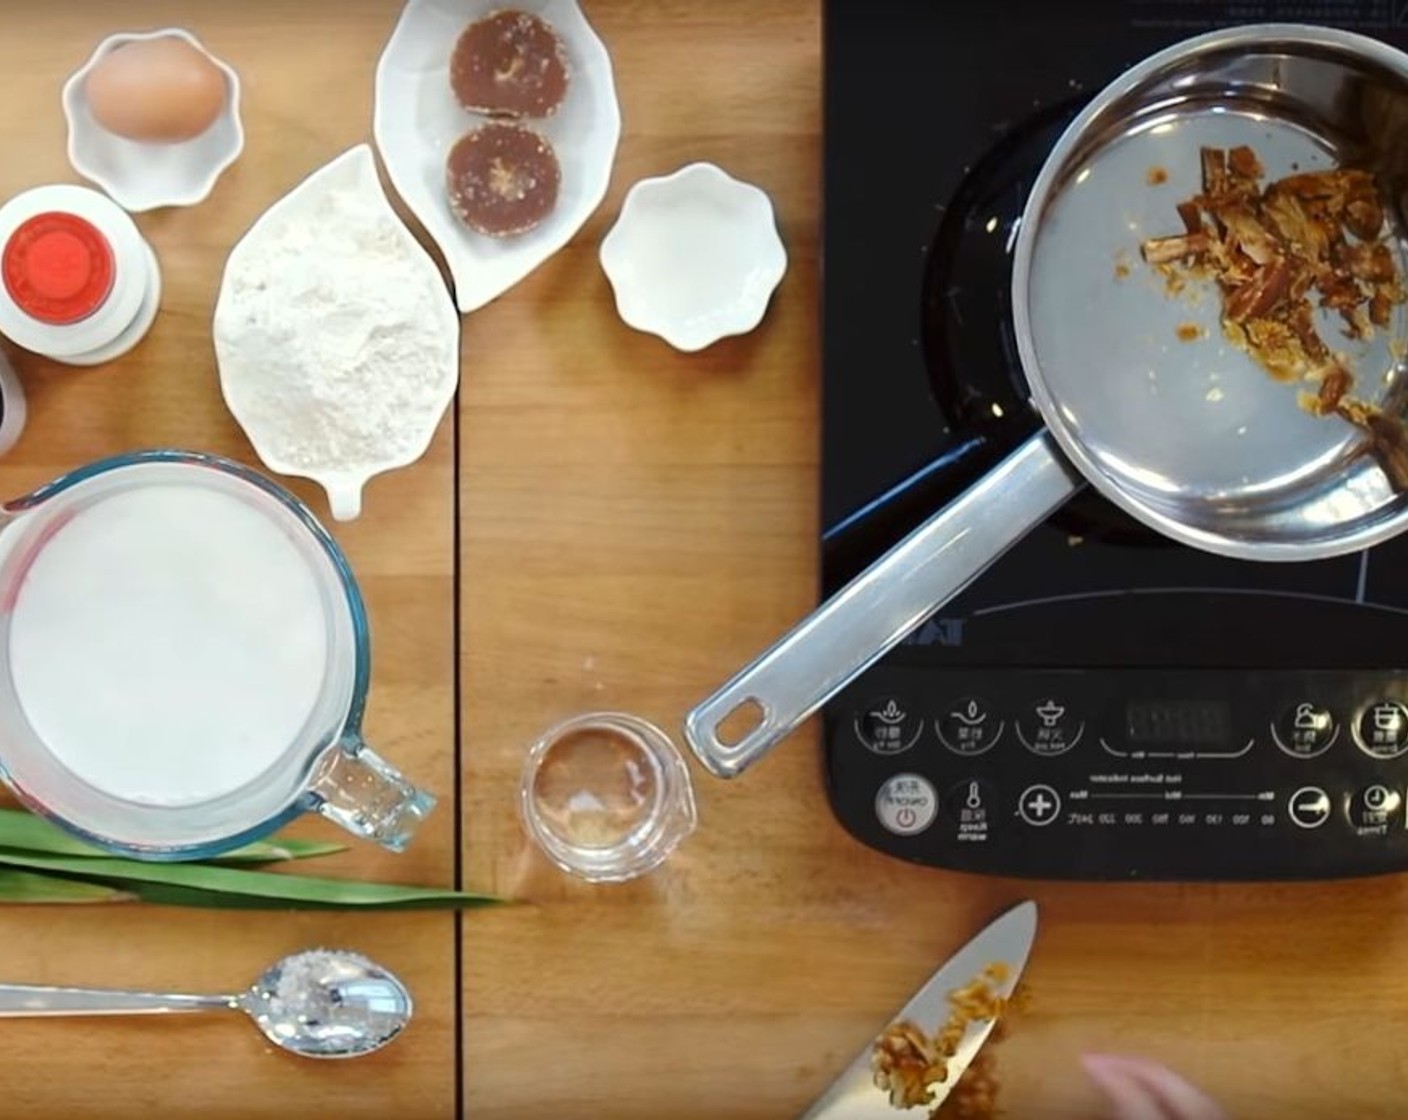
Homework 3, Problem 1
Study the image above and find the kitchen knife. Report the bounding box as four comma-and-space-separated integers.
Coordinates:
800, 900, 1038, 1120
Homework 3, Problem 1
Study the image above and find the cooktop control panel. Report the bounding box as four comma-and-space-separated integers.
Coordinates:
826, 668, 1408, 880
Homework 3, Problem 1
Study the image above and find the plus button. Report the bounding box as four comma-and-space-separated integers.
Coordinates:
1018, 784, 1061, 827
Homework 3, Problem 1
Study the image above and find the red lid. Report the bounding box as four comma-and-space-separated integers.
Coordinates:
2, 212, 116, 326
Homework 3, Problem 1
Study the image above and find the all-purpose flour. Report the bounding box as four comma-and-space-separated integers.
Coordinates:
214, 146, 459, 514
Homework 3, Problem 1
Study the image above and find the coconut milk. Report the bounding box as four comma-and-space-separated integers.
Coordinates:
6, 482, 331, 806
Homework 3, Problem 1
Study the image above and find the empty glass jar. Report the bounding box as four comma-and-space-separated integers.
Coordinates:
519, 712, 696, 883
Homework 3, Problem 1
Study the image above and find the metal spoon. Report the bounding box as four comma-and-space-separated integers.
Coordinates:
0, 948, 411, 1059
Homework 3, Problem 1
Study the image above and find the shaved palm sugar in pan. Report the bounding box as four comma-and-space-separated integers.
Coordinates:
1140, 145, 1408, 489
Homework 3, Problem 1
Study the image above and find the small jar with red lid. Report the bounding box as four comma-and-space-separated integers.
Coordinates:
0, 184, 160, 366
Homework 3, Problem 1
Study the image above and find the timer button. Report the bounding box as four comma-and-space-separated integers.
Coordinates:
1271, 701, 1338, 759
1354, 700, 1408, 760
1349, 784, 1402, 832
937, 696, 1003, 756
1016, 698, 1083, 757
875, 774, 937, 836
854, 697, 923, 755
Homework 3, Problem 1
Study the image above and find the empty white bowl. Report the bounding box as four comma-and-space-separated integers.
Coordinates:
374, 0, 621, 313
599, 162, 788, 352
62, 28, 245, 213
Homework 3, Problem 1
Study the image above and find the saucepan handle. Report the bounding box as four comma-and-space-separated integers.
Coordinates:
683, 430, 1084, 778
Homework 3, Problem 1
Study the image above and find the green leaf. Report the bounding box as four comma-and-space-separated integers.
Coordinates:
209, 837, 350, 864
0, 810, 133, 858
0, 848, 503, 910
0, 868, 135, 904
0, 809, 346, 863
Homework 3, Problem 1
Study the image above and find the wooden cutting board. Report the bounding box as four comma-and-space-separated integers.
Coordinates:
463, 4, 1408, 1119
0, 3, 456, 1116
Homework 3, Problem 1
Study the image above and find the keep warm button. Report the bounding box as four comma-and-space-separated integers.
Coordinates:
1349, 784, 1402, 835
875, 774, 937, 836
944, 779, 996, 843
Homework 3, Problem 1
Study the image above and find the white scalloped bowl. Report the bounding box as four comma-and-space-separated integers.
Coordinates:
599, 163, 788, 353
62, 28, 244, 213
374, 0, 621, 314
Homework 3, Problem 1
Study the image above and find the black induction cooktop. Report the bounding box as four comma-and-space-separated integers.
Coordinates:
820, 0, 1408, 880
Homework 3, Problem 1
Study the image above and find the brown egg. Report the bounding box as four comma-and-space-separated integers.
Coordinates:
84, 36, 227, 144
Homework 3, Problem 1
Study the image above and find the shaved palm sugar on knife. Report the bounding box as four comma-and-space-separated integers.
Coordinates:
871, 963, 1013, 1118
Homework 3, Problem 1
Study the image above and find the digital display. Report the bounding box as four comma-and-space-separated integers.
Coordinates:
1126, 701, 1230, 746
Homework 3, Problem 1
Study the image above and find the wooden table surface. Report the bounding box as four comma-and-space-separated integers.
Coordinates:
1, 2, 1406, 1118
0, 3, 457, 1117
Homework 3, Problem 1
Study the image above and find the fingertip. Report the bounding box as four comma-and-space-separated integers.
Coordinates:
1080, 1052, 1165, 1120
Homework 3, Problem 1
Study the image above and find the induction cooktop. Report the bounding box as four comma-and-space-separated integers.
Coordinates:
820, 0, 1408, 880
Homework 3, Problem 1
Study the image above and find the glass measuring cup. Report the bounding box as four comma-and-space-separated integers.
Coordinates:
0, 449, 434, 859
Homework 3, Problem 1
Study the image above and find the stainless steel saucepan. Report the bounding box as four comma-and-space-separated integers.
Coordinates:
686, 23, 1408, 778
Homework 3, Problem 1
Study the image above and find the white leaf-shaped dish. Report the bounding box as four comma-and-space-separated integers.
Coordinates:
62, 28, 245, 213
213, 145, 460, 521
373, 0, 621, 313
600, 162, 788, 352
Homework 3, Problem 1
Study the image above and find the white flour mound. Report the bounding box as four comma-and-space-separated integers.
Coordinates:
215, 145, 459, 499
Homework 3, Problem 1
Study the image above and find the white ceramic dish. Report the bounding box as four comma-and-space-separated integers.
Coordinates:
599, 162, 788, 352
374, 0, 621, 313
0, 350, 26, 459
213, 145, 460, 521
62, 28, 244, 213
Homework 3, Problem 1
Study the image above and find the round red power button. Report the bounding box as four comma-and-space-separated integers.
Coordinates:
2, 212, 115, 325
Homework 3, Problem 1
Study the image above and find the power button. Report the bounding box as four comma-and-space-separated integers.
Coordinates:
875, 774, 938, 836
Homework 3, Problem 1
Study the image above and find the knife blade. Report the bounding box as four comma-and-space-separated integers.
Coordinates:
800, 900, 1038, 1120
